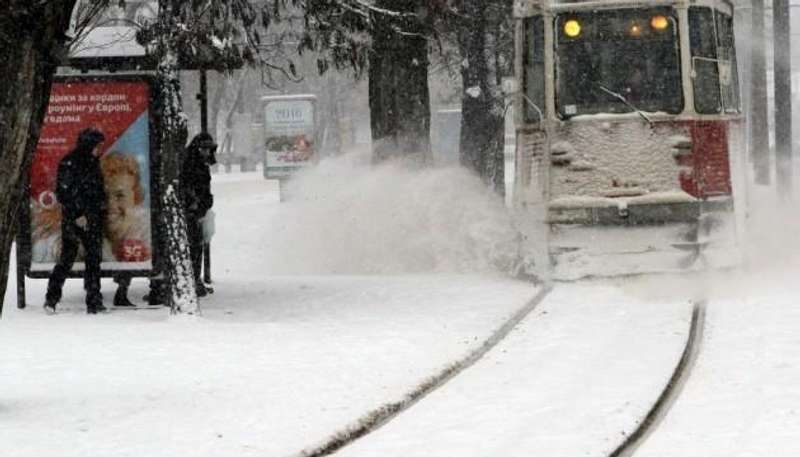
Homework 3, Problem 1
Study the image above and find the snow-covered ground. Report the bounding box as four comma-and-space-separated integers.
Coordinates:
2, 153, 799, 456
1, 273, 536, 457
637, 269, 800, 457
336, 283, 694, 457
1, 157, 540, 457
634, 184, 800, 457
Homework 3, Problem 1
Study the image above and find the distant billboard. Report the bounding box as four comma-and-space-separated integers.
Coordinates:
261, 95, 317, 179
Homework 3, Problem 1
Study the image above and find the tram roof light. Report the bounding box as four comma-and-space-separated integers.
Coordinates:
564, 19, 581, 38
651, 15, 669, 30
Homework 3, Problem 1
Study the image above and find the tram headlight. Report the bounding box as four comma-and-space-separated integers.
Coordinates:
564, 19, 581, 38
651, 15, 669, 30
629, 23, 643, 37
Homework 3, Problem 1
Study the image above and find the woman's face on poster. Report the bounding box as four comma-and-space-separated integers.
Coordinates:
106, 174, 137, 236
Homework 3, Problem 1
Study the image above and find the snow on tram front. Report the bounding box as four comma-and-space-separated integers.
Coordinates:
511, 0, 745, 280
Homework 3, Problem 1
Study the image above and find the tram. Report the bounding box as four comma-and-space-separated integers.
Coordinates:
511, 0, 745, 279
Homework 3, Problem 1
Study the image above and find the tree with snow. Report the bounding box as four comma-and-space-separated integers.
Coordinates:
0, 1, 105, 315
135, 0, 296, 314
0, 0, 294, 315
290, 0, 510, 188
284, 0, 436, 162
430, 0, 512, 194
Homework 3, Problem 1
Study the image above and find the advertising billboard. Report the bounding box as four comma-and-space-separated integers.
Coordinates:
262, 95, 317, 179
25, 76, 156, 275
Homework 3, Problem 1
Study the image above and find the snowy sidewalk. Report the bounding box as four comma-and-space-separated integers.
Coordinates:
334, 282, 695, 457
2, 167, 544, 457
0, 274, 537, 457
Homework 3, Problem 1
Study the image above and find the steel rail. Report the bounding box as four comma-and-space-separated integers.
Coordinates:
608, 299, 707, 457
296, 285, 553, 457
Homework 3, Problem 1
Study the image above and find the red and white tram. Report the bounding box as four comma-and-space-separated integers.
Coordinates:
512, 0, 746, 279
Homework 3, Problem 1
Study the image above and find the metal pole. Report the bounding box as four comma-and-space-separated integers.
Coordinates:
15, 252, 25, 311
751, 0, 772, 185
198, 68, 212, 284
199, 69, 209, 133
773, 0, 793, 196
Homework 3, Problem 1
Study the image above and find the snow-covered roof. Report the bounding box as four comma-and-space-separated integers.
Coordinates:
70, 26, 145, 59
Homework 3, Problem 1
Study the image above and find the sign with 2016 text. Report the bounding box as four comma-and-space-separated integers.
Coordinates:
262, 98, 316, 178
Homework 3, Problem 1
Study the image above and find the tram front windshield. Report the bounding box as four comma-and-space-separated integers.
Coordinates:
556, 8, 682, 118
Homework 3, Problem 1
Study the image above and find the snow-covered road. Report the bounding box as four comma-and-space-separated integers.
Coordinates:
334, 283, 694, 457
636, 268, 800, 457
3, 162, 797, 457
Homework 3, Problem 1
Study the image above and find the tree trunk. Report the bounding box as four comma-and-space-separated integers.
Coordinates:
369, 0, 431, 163
154, 12, 199, 315
457, 2, 505, 193
209, 72, 225, 141
0, 2, 76, 314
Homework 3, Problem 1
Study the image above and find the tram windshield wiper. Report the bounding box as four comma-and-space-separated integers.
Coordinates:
594, 83, 653, 125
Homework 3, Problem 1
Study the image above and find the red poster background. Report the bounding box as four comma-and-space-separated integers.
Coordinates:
26, 79, 154, 274
30, 81, 150, 204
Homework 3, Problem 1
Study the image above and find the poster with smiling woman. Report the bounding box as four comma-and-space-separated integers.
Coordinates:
26, 76, 155, 275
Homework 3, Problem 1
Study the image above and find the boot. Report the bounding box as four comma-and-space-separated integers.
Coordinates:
145, 279, 167, 306
43, 299, 57, 315
114, 287, 135, 307
196, 281, 208, 298
87, 302, 108, 314
143, 292, 166, 307
86, 292, 106, 314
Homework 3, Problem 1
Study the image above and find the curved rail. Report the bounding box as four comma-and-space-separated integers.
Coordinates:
608, 300, 707, 457
297, 286, 553, 457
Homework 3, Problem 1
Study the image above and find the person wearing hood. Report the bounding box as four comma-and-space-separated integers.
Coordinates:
180, 133, 216, 297
44, 127, 107, 314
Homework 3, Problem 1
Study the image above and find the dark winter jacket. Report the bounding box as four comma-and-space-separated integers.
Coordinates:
56, 133, 106, 222
180, 133, 215, 220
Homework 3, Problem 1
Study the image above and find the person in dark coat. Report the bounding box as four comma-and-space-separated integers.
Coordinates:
180, 133, 216, 297
44, 127, 107, 314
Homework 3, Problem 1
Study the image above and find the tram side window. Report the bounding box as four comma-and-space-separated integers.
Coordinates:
689, 8, 740, 114
690, 8, 721, 113
716, 12, 740, 113
523, 16, 545, 123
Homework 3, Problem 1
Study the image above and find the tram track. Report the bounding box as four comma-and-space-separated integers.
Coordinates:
297, 285, 553, 457
608, 299, 707, 457
297, 284, 703, 457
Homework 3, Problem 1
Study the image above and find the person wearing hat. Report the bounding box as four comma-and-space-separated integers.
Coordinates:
180, 133, 217, 297
43, 127, 108, 314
